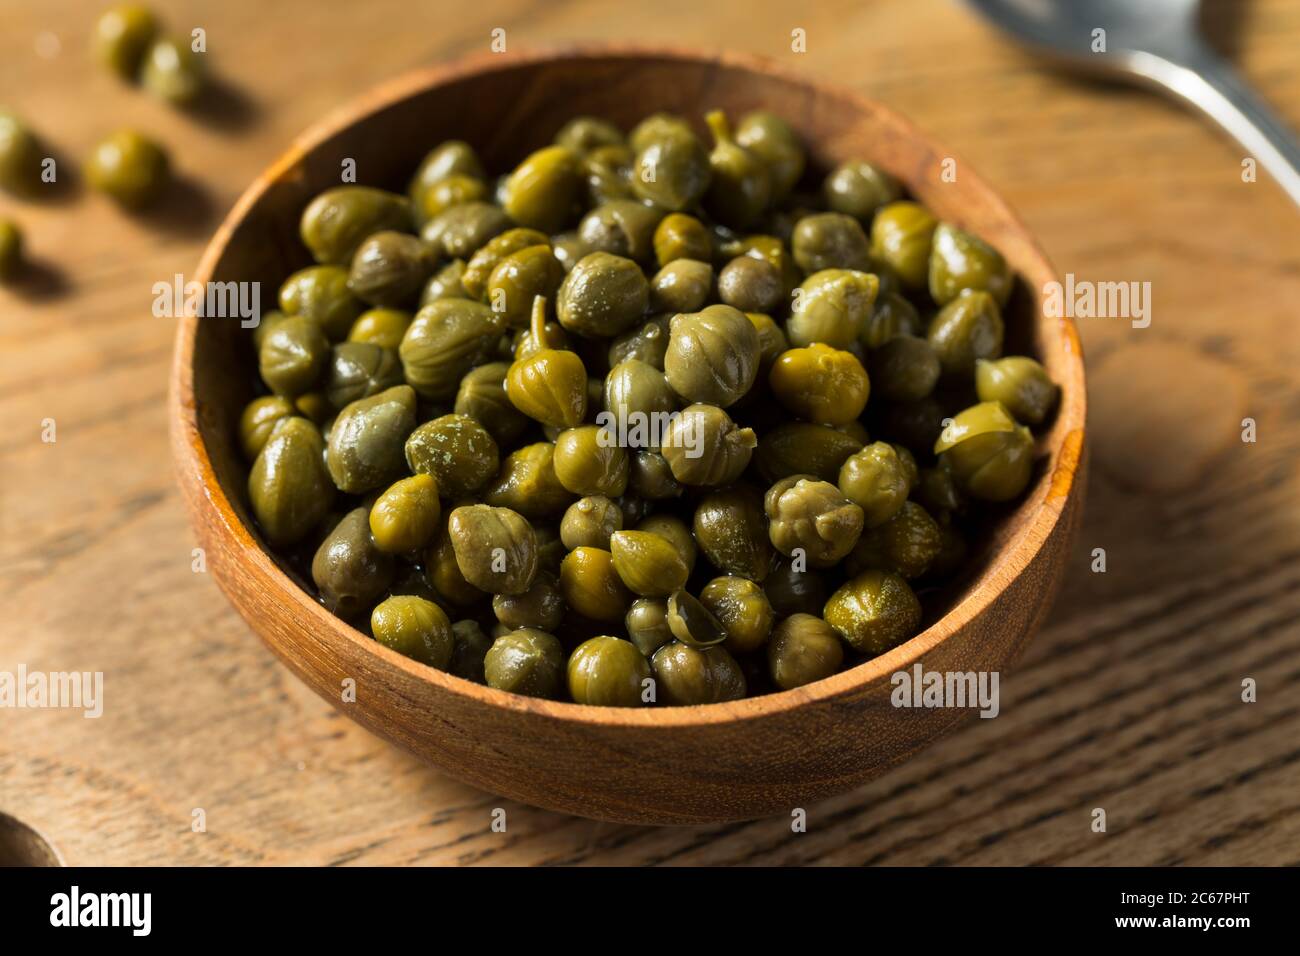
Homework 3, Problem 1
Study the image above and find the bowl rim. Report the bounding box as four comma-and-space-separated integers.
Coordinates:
171, 42, 1086, 730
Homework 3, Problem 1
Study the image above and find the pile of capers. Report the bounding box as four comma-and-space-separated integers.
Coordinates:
239, 109, 1058, 707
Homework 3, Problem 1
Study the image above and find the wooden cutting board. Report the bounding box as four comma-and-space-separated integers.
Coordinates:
1, 0, 1297, 865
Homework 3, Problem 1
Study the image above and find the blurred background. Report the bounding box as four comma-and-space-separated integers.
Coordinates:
1, 0, 1297, 865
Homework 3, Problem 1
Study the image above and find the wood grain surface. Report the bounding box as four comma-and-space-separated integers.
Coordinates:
2, 0, 1298, 864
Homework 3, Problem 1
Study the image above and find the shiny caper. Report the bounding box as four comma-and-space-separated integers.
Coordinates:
300, 186, 413, 265
485, 628, 564, 698
768, 614, 844, 690
405, 413, 499, 499
371, 595, 454, 668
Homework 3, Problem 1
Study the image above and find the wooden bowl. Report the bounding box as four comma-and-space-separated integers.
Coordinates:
171, 46, 1086, 825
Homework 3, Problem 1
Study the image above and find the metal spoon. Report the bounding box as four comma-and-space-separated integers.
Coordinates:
963, 0, 1300, 207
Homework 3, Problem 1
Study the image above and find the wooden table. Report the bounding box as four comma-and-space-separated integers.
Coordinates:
2, 0, 1298, 866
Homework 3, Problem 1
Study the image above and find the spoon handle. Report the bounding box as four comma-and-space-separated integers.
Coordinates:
1132, 44, 1300, 208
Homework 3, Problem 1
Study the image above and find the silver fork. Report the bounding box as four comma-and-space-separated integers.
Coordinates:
963, 0, 1300, 207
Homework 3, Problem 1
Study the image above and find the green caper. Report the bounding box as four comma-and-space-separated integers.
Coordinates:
447, 504, 538, 595
140, 35, 206, 105
768, 614, 844, 690
324, 342, 403, 410
559, 547, 632, 622
92, 4, 159, 79
847, 500, 942, 579
632, 124, 711, 212
823, 569, 922, 655
663, 304, 760, 407
409, 141, 486, 206
259, 315, 329, 397
791, 213, 871, 273
755, 422, 864, 484
653, 212, 713, 267
482, 441, 575, 520
665, 590, 727, 648
371, 595, 453, 668
702, 110, 771, 229
649, 258, 714, 314
560, 495, 623, 550
823, 160, 900, 220
506, 296, 589, 428
327, 385, 417, 494
568, 636, 651, 707
312, 508, 396, 620
557, 251, 649, 338
238, 395, 296, 461
627, 450, 683, 500
717, 255, 782, 314
369, 474, 441, 554
405, 413, 499, 499
449, 619, 493, 683
348, 308, 413, 349
763, 559, 828, 617
626, 598, 674, 657
868, 335, 940, 403
248, 417, 334, 547
929, 222, 1012, 306
554, 116, 624, 154
788, 269, 879, 349
502, 145, 583, 233
484, 628, 564, 698
860, 290, 921, 348
609, 530, 690, 597
279, 265, 365, 341
693, 485, 773, 581
838, 442, 910, 527
399, 298, 504, 400
578, 199, 664, 262
734, 110, 805, 202
604, 358, 677, 421
461, 228, 550, 299
933, 401, 1035, 501
870, 201, 938, 291
660, 404, 756, 487
608, 315, 671, 369
486, 244, 565, 327
493, 571, 565, 631
927, 290, 1004, 379
300, 186, 413, 265
975, 356, 1058, 425
700, 575, 774, 654
552, 425, 629, 497
85, 130, 170, 208
765, 475, 865, 566
420, 201, 511, 259
453, 362, 529, 446
347, 231, 435, 307
651, 641, 746, 705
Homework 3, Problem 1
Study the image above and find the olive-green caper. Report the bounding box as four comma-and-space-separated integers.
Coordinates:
823, 160, 900, 220
484, 628, 564, 698
347, 308, 413, 349
347, 231, 434, 307
506, 296, 589, 428
870, 201, 938, 291
425, 523, 487, 607
700, 575, 774, 654
651, 641, 746, 705
493, 572, 565, 631
552, 425, 629, 497
371, 595, 453, 668
659, 403, 756, 487
632, 125, 711, 212
238, 396, 296, 461
975, 356, 1058, 425
409, 141, 486, 206
453, 361, 530, 445
140, 35, 206, 105
567, 636, 650, 707
848, 500, 942, 579
412, 173, 488, 223
692, 485, 773, 581
448, 619, 493, 683
653, 212, 713, 267
765, 475, 864, 566
92, 4, 159, 79
446, 504, 538, 595
259, 315, 329, 398
768, 614, 844, 690
300, 186, 413, 265
608, 315, 671, 370
486, 244, 564, 327
420, 201, 511, 259
0, 111, 42, 196
788, 269, 879, 349
755, 422, 864, 484
554, 116, 624, 154
649, 258, 713, 314
85, 130, 170, 208
482, 441, 575, 520
461, 228, 550, 299
824, 569, 922, 655
627, 450, 683, 500
716, 255, 782, 314
626, 598, 673, 656
860, 291, 922, 349
502, 145, 583, 233
399, 298, 504, 399
768, 343, 870, 425
791, 213, 871, 273
578, 199, 664, 262
933, 401, 1035, 501
609, 530, 689, 597
663, 304, 760, 407
248, 417, 334, 547
869, 335, 941, 403
838, 442, 910, 528
559, 546, 632, 622
327, 384, 417, 494
405, 413, 499, 499
604, 358, 677, 422
557, 251, 649, 338
763, 559, 828, 617
734, 110, 805, 202
369, 474, 441, 554
702, 110, 771, 229
665, 589, 727, 648
560, 495, 622, 550
312, 508, 396, 620
929, 222, 1012, 307
324, 342, 403, 410
279, 265, 364, 341
927, 290, 1005, 379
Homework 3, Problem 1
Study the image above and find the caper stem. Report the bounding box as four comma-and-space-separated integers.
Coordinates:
529, 295, 550, 348
704, 109, 733, 148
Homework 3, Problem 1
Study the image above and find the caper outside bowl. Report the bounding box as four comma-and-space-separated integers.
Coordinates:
171, 46, 1086, 826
